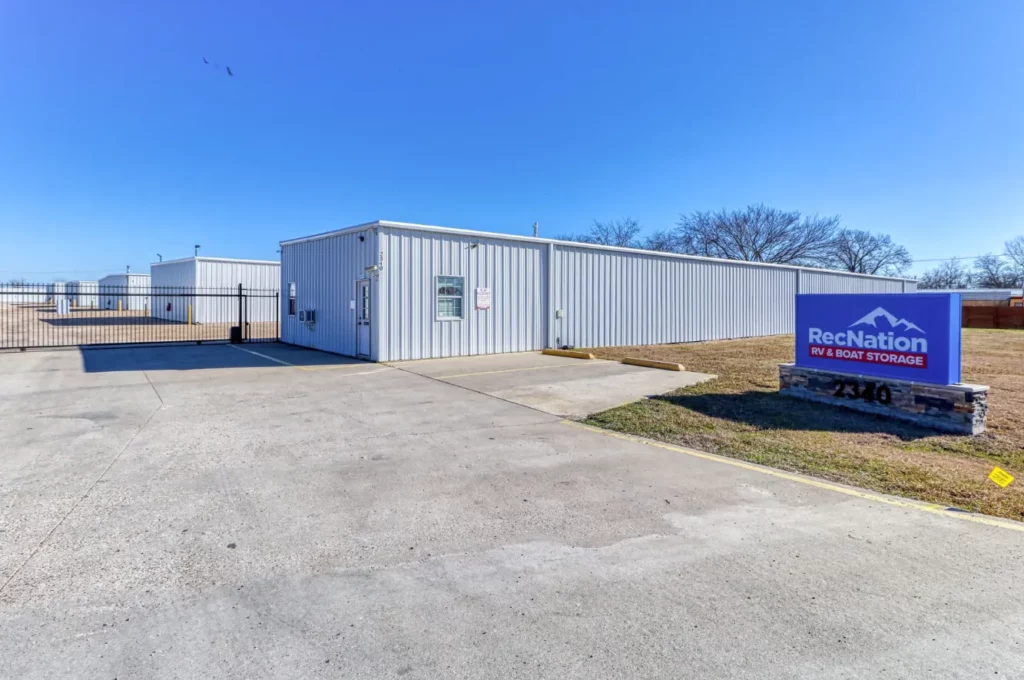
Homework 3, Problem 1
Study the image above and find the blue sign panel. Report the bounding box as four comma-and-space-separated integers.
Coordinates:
795, 293, 961, 385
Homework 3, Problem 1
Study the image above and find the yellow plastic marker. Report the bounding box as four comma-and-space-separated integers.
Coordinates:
187, 304, 192, 325
989, 467, 1014, 488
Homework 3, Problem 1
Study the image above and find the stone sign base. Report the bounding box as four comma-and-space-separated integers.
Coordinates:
779, 364, 988, 435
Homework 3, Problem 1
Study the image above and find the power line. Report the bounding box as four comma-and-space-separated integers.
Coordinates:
910, 254, 1008, 264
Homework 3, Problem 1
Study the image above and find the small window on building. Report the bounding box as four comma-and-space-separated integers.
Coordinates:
288, 282, 296, 316
436, 276, 464, 319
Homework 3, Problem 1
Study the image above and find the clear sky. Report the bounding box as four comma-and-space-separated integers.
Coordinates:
1, 0, 1021, 281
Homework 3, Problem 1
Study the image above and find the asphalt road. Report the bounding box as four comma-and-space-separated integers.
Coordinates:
1, 343, 1021, 679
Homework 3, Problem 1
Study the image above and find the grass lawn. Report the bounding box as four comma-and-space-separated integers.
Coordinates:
584, 329, 1024, 521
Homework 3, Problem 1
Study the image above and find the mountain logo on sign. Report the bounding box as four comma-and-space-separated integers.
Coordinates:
849, 307, 926, 334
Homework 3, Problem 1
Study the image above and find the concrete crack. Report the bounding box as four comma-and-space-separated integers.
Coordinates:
0, 404, 162, 597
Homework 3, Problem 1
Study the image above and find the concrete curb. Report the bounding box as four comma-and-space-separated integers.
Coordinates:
621, 357, 685, 371
542, 348, 596, 360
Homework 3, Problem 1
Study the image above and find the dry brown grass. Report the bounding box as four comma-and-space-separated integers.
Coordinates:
585, 330, 1024, 521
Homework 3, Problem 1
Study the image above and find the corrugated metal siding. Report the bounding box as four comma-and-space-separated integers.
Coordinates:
0, 284, 48, 304
280, 228, 377, 357
98, 274, 150, 311
66, 281, 99, 308
800, 270, 909, 295
194, 260, 280, 323
553, 246, 799, 347
927, 288, 1015, 301
150, 261, 195, 322
284, 222, 919, 359
376, 227, 547, 361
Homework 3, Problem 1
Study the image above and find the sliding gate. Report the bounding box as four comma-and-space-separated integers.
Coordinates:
0, 284, 279, 350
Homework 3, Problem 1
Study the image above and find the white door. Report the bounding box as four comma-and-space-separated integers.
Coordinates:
356, 279, 371, 358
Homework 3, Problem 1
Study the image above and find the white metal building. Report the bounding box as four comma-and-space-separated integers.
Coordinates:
66, 281, 99, 308
926, 289, 1022, 304
0, 284, 48, 305
46, 282, 66, 302
98, 273, 151, 311
280, 221, 917, 362
150, 257, 280, 323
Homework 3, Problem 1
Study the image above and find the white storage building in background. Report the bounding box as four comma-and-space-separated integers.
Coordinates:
0, 284, 48, 305
280, 220, 917, 362
150, 257, 280, 323
927, 289, 1022, 304
98, 273, 151, 311
66, 281, 99, 308
46, 282, 66, 302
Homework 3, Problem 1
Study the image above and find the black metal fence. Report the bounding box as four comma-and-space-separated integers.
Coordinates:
0, 284, 279, 350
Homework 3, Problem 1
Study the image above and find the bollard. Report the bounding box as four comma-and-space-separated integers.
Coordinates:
187, 304, 192, 325
117, 299, 122, 312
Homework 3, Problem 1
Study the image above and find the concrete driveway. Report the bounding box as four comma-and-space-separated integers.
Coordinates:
393, 351, 713, 417
1, 343, 1022, 679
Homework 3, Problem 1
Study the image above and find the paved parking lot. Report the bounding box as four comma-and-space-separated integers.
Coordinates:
1, 343, 1022, 679
394, 351, 713, 417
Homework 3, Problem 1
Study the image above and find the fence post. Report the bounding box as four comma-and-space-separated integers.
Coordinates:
237, 283, 243, 343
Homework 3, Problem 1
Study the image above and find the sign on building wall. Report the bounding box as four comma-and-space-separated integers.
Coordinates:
476, 287, 492, 310
795, 293, 962, 385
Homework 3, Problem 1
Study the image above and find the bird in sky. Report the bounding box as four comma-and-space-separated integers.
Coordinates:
226, 66, 233, 77
202, 57, 209, 64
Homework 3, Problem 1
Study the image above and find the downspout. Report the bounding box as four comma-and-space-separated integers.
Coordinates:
547, 242, 556, 349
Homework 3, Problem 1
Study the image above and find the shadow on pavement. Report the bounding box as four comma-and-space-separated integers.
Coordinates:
80, 343, 367, 372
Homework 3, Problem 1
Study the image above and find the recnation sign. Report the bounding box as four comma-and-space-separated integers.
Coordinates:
795, 293, 962, 385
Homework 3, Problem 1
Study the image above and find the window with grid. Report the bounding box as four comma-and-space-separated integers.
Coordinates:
288, 282, 296, 316
436, 276, 464, 319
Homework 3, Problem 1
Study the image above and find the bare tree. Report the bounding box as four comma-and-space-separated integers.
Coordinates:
1004, 236, 1024, 280
972, 253, 1020, 288
830, 229, 912, 276
641, 230, 680, 253
917, 259, 973, 289
674, 204, 840, 266
559, 218, 642, 248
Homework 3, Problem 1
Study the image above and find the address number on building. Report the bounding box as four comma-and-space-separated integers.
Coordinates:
832, 379, 893, 405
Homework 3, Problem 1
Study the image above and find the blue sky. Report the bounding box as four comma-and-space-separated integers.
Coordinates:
1, 0, 1021, 280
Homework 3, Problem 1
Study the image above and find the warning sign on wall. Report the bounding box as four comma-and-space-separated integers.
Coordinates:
476, 287, 491, 310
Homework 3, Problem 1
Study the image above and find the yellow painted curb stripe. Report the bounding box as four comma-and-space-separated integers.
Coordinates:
622, 357, 684, 371
542, 348, 596, 360
561, 420, 1024, 533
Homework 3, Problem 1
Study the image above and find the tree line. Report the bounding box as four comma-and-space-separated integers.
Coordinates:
916, 239, 1024, 289
559, 204, 1022, 288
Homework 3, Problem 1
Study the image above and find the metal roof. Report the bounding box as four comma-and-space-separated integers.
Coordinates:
280, 220, 915, 283
151, 256, 280, 267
